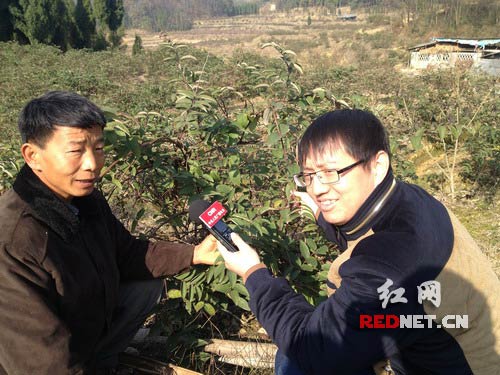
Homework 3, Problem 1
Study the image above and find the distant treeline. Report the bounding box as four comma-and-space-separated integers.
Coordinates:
371, 0, 499, 31
124, 0, 261, 32
1, 0, 496, 48
0, 0, 125, 50
277, 0, 498, 30
125, 0, 498, 33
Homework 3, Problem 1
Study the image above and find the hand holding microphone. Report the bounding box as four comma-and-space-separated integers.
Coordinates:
189, 199, 262, 278
189, 199, 238, 252
216, 232, 262, 279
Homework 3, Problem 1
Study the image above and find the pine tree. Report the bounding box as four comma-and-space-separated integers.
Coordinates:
132, 34, 143, 55
73, 0, 96, 48
9, 0, 73, 50
94, 0, 124, 47
10, 0, 54, 45
0, 0, 16, 42
52, 0, 74, 51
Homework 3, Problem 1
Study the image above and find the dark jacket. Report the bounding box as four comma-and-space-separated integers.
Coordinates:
0, 165, 194, 374
246, 171, 500, 374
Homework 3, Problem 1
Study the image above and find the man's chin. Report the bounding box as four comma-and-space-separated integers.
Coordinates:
73, 187, 95, 197
322, 211, 348, 226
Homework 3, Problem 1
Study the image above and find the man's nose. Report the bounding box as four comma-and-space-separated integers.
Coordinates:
309, 174, 329, 196
82, 151, 98, 171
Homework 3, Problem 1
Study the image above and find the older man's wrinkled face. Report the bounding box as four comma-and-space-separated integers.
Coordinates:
303, 145, 378, 226
27, 125, 105, 202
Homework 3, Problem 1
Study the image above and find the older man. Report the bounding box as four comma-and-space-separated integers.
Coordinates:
0, 91, 218, 374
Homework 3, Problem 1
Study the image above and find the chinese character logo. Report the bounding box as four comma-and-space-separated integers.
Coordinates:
417, 280, 441, 308
377, 279, 408, 309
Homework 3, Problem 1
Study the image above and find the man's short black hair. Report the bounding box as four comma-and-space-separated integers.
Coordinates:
297, 109, 391, 168
18, 91, 107, 147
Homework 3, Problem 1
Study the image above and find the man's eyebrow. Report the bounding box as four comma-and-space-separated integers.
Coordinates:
67, 137, 105, 145
304, 160, 332, 168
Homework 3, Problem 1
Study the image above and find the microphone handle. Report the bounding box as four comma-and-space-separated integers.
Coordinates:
208, 220, 239, 252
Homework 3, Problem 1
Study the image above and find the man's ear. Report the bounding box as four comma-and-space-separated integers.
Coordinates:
21, 143, 42, 171
372, 150, 390, 187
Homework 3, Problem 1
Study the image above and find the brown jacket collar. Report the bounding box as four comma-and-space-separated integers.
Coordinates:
12, 164, 99, 242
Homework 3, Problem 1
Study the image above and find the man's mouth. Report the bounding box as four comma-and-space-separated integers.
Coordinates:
75, 178, 97, 187
318, 199, 338, 211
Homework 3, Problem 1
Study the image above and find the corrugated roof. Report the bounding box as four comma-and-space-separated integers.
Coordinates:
409, 41, 437, 50
433, 38, 500, 48
409, 38, 500, 51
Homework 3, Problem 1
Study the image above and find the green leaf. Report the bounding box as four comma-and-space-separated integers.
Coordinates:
130, 138, 141, 157
176, 89, 195, 99
234, 113, 249, 128
194, 301, 204, 312
300, 264, 314, 272
167, 289, 182, 299
180, 55, 198, 61
267, 132, 280, 145
306, 256, 318, 268
438, 126, 447, 141
279, 123, 289, 135
228, 271, 237, 287
410, 133, 423, 151
203, 303, 216, 316
235, 297, 250, 311
213, 283, 231, 294
216, 185, 233, 195
111, 177, 122, 190
234, 283, 249, 298
299, 241, 310, 258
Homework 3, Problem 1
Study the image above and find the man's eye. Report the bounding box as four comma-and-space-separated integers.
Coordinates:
68, 150, 82, 154
323, 169, 337, 176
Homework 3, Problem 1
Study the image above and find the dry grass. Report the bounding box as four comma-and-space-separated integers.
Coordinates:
122, 8, 376, 67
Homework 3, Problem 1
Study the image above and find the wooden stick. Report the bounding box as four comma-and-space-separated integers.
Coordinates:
204, 339, 277, 369
130, 335, 278, 369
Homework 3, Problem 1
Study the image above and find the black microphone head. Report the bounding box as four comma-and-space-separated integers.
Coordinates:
189, 199, 211, 224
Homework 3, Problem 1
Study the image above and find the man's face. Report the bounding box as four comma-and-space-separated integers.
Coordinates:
29, 125, 105, 202
303, 146, 377, 226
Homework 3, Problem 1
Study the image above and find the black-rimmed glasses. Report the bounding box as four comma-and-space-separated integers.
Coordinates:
293, 159, 365, 187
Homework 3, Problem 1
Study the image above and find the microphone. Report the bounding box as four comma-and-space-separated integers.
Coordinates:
189, 199, 239, 252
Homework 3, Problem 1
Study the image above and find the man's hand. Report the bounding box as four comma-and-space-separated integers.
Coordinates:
192, 234, 219, 265
217, 233, 261, 278
291, 190, 319, 219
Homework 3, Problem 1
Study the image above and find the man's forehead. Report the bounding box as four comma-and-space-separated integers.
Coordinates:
48, 125, 104, 145
52, 125, 103, 139
303, 143, 349, 166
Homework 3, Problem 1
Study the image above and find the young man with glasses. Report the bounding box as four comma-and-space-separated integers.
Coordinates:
215, 110, 499, 374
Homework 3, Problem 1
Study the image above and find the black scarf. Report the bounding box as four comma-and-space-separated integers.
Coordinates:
12, 164, 99, 242
317, 168, 398, 251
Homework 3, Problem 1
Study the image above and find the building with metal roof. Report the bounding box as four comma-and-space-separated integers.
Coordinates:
408, 38, 500, 76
